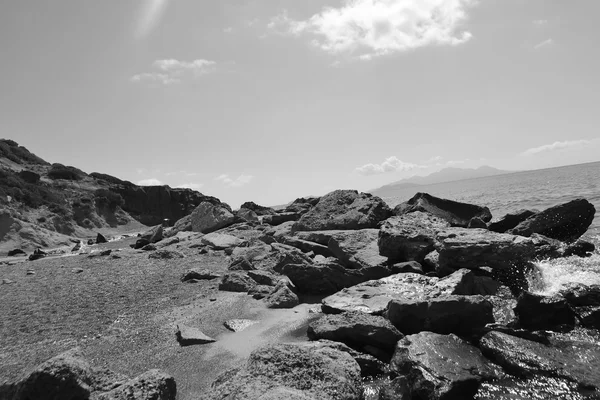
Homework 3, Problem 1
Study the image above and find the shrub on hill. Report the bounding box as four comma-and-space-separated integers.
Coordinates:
0, 139, 49, 165
90, 172, 127, 185
48, 163, 86, 181
0, 168, 67, 213
94, 188, 124, 211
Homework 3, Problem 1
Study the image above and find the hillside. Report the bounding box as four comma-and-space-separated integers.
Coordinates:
370, 166, 512, 199
0, 139, 221, 253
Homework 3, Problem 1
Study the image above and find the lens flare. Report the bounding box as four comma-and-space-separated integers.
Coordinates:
135, 0, 170, 39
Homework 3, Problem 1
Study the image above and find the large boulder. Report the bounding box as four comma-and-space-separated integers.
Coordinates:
508, 198, 595, 242
394, 192, 492, 227
480, 331, 600, 389
94, 369, 176, 400
378, 212, 450, 263
191, 202, 236, 234
307, 311, 402, 357
488, 209, 537, 233
205, 343, 362, 400
327, 229, 388, 269
514, 291, 576, 331
390, 332, 500, 400
293, 190, 392, 232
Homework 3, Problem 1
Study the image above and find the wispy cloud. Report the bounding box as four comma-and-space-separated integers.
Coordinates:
135, 0, 171, 40
131, 59, 217, 85
137, 178, 163, 186
268, 0, 477, 60
355, 156, 421, 175
175, 183, 204, 190
215, 174, 254, 187
533, 38, 554, 50
521, 140, 591, 156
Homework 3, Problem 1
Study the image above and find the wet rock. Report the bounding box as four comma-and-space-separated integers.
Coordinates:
175, 325, 216, 346
563, 240, 596, 257
476, 376, 592, 400
94, 369, 176, 400
393, 192, 493, 227
148, 250, 185, 260
328, 229, 388, 269
293, 190, 392, 232
514, 291, 576, 331
508, 198, 595, 242
488, 209, 537, 233
265, 284, 299, 309
7, 249, 26, 257
201, 232, 245, 250
379, 212, 450, 263
308, 340, 387, 378
479, 331, 600, 388
205, 343, 362, 400
181, 269, 220, 282
96, 233, 108, 244
219, 272, 256, 292
191, 202, 236, 234
224, 319, 259, 332
391, 332, 501, 400
307, 311, 402, 357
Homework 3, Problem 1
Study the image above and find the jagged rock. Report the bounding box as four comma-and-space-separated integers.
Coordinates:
263, 221, 295, 240
180, 269, 220, 282
148, 250, 185, 259
175, 325, 216, 346
205, 343, 362, 400
265, 284, 299, 309
321, 269, 496, 315
281, 236, 332, 257
140, 225, 164, 244
219, 272, 256, 292
328, 229, 388, 269
191, 202, 236, 234
393, 192, 493, 227
7, 249, 26, 257
229, 244, 272, 270
293, 190, 392, 231
96, 233, 108, 244
563, 239, 595, 257
488, 209, 537, 233
284, 197, 320, 215
247, 270, 278, 286
240, 201, 277, 216
391, 332, 501, 400
236, 208, 259, 223
28, 248, 47, 261
307, 311, 402, 357
262, 212, 301, 226
480, 331, 600, 388
423, 250, 439, 272
378, 212, 450, 263
201, 232, 245, 250
514, 291, 577, 331
224, 319, 259, 332
508, 198, 595, 242
94, 369, 176, 400
468, 217, 487, 228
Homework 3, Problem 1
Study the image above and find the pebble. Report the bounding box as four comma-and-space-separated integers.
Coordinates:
72, 268, 84, 273
26, 270, 35, 275
2, 279, 15, 284
209, 298, 217, 302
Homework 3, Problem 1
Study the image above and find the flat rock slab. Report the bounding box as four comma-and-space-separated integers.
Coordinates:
201, 233, 245, 250
327, 229, 388, 269
176, 325, 216, 346
391, 332, 501, 400
181, 268, 221, 282
224, 319, 260, 332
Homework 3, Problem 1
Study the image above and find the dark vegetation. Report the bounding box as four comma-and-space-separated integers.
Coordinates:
90, 172, 131, 186
0, 168, 68, 214
94, 188, 125, 211
0, 139, 49, 165
47, 163, 86, 181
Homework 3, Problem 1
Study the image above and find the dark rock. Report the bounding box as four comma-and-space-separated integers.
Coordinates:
239, 201, 276, 216
265, 285, 299, 308
201, 232, 245, 250
141, 244, 157, 251
248, 285, 273, 299
284, 196, 320, 215
148, 250, 185, 259
236, 208, 259, 223
175, 325, 216, 346
219, 272, 256, 292
7, 249, 26, 257
28, 248, 47, 261
293, 190, 392, 231
468, 217, 487, 228
191, 202, 236, 233
390, 261, 424, 274
391, 332, 501, 400
508, 198, 595, 242
327, 229, 387, 269
71, 241, 82, 252
560, 283, 600, 306
308, 340, 388, 378
282, 236, 333, 257
140, 225, 164, 244
514, 291, 576, 331
394, 192, 492, 227
170, 214, 192, 236
205, 343, 362, 400
476, 376, 592, 400
18, 170, 41, 184
181, 269, 220, 282
94, 369, 176, 400
134, 238, 150, 249
247, 270, 278, 286
480, 330, 600, 388
563, 240, 595, 257
379, 212, 450, 263
262, 212, 302, 226
488, 209, 538, 233
307, 311, 402, 357
96, 233, 108, 244
87, 239, 95, 245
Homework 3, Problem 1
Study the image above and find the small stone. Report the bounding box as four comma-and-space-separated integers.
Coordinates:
209, 298, 217, 302
176, 325, 216, 346
2, 279, 15, 284
26, 270, 35, 275
224, 319, 259, 332
72, 268, 84, 273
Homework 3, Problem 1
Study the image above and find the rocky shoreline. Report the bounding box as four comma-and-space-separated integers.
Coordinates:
2, 190, 600, 399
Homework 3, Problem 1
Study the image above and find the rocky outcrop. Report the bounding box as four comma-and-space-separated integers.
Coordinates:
293, 190, 392, 231
191, 202, 235, 234
327, 229, 387, 269
378, 212, 450, 263
94, 369, 176, 400
239, 201, 276, 215
205, 343, 362, 400
236, 208, 259, 223
393, 192, 493, 227
390, 332, 501, 400
508, 198, 595, 242
488, 209, 537, 233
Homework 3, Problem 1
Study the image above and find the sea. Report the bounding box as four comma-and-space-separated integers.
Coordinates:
378, 161, 600, 296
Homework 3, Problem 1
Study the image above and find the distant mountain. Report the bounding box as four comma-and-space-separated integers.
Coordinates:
370, 166, 513, 199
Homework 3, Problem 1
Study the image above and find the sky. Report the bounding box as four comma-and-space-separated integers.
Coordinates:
1, 0, 599, 208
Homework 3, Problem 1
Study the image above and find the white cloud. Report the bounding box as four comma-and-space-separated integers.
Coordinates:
534, 38, 553, 50
355, 156, 420, 175
521, 140, 591, 156
424, 155, 443, 164
215, 174, 254, 187
135, 0, 171, 40
175, 183, 204, 190
137, 178, 163, 186
269, 0, 477, 59
131, 58, 216, 85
